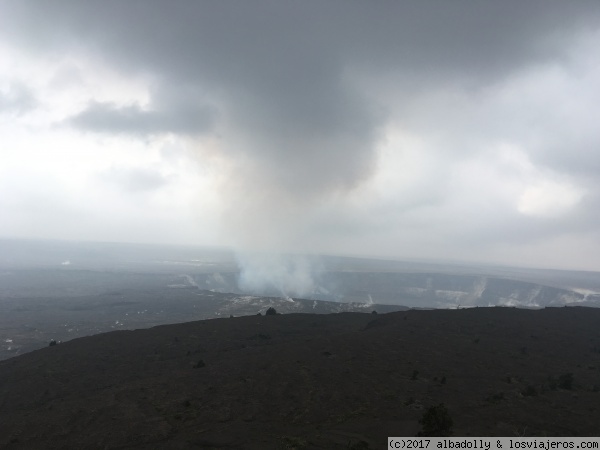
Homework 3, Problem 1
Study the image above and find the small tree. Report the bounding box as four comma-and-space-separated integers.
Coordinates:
266, 307, 277, 316
417, 403, 453, 436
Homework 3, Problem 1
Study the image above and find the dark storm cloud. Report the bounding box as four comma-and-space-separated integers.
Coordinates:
2, 0, 600, 270
5, 2, 600, 185
6, 1, 599, 76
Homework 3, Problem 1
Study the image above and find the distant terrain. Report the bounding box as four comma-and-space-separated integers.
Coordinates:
1, 239, 600, 447
1, 239, 599, 361
0, 280, 406, 361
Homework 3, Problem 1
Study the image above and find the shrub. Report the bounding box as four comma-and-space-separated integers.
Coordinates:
266, 307, 277, 316
193, 359, 206, 368
279, 436, 307, 449
417, 403, 453, 436
487, 392, 505, 402
558, 373, 574, 390
49, 339, 57, 347
522, 385, 537, 397
347, 440, 370, 449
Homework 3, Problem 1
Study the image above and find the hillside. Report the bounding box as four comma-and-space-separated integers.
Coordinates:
1, 307, 599, 448
0, 286, 407, 361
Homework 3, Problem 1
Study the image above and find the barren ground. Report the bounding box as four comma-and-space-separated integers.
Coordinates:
1, 307, 599, 449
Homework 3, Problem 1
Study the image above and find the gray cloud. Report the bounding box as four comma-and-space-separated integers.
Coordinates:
2, 1, 600, 272
99, 166, 171, 193
69, 100, 215, 136
0, 82, 36, 115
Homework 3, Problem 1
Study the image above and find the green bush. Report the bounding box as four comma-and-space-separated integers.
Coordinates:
417, 403, 453, 437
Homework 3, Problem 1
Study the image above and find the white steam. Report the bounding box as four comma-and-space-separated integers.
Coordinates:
236, 252, 320, 298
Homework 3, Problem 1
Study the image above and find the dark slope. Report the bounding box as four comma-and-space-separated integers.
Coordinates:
0, 288, 407, 361
1, 308, 600, 449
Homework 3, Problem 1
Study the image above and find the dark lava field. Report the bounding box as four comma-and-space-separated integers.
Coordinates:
1, 307, 599, 449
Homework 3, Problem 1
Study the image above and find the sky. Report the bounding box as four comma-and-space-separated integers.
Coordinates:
1, 1, 600, 273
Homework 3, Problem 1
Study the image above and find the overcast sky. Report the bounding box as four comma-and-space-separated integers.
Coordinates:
1, 1, 600, 271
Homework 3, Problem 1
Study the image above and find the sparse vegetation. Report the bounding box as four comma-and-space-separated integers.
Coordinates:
522, 385, 537, 397
513, 426, 529, 437
417, 403, 453, 437
558, 373, 574, 390
547, 373, 574, 391
279, 435, 307, 449
486, 392, 504, 403
248, 333, 271, 340
347, 439, 370, 449
334, 406, 368, 424
3, 290, 600, 444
